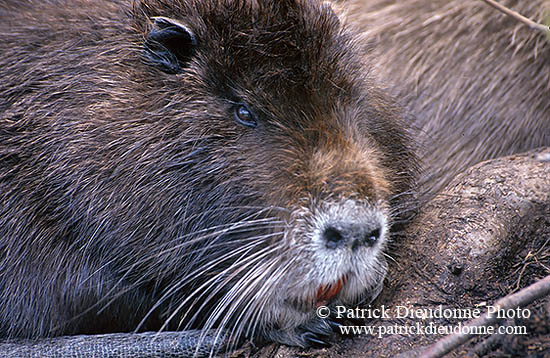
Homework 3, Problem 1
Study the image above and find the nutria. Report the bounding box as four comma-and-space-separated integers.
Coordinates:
340, 0, 550, 197
0, 0, 417, 350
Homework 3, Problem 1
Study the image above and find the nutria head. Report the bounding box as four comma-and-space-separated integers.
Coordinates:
0, 0, 417, 347
132, 0, 417, 343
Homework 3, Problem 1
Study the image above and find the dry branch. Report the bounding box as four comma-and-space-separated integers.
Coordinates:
480, 0, 550, 35
419, 274, 550, 358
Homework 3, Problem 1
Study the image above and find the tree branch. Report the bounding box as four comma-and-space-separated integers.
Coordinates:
420, 274, 550, 358
480, 0, 550, 35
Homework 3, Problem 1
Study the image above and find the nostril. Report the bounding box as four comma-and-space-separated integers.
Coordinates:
322, 223, 383, 251
351, 226, 382, 251
364, 228, 381, 246
323, 227, 346, 249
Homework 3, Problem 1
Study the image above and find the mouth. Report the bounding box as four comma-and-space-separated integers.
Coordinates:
286, 274, 349, 312
314, 274, 348, 308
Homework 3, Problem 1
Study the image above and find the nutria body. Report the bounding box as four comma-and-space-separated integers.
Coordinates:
342, 0, 550, 197
0, 0, 417, 348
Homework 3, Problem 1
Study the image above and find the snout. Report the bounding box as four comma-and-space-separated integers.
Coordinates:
322, 222, 382, 251
312, 199, 388, 253
281, 199, 389, 311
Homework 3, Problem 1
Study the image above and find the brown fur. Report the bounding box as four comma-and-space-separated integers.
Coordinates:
0, 0, 416, 348
339, 0, 550, 197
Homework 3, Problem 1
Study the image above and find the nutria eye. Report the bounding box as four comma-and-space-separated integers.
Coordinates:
234, 105, 257, 128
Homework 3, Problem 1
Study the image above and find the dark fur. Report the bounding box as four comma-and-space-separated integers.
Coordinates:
341, 0, 550, 197
0, 0, 416, 347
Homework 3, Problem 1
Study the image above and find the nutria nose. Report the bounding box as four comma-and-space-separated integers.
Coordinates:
322, 224, 381, 251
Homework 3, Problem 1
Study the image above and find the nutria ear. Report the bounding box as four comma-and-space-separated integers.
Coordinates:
144, 16, 197, 74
